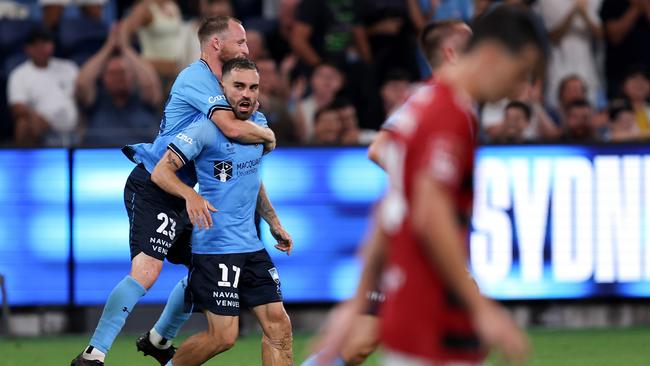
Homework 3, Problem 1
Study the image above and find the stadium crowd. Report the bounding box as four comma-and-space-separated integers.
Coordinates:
0, 0, 649, 147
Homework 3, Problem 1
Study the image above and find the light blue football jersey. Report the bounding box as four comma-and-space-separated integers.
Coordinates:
123, 59, 231, 186
169, 112, 268, 254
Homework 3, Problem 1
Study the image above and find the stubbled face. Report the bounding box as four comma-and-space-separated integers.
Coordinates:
217, 21, 249, 63
502, 107, 528, 141
222, 68, 259, 120
25, 40, 54, 66
314, 110, 342, 144
103, 57, 132, 96
475, 43, 541, 103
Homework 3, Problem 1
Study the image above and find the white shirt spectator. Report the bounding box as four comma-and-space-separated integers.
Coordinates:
536, 0, 603, 109
8, 58, 79, 133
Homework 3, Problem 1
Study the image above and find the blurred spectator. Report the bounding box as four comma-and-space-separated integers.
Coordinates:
536, 0, 603, 110
600, 0, 650, 98
481, 79, 560, 142
8, 28, 78, 146
561, 99, 598, 141
290, 0, 355, 69
294, 63, 344, 143
40, 0, 105, 29
257, 57, 298, 144
621, 67, 650, 132
352, 0, 420, 81
549, 74, 588, 121
331, 98, 376, 145
492, 101, 532, 143
311, 105, 342, 144
380, 70, 413, 116
122, 0, 183, 84
0, 1, 29, 19
409, 0, 474, 26
178, 0, 233, 69
76, 23, 162, 146
247, 29, 268, 61
605, 99, 643, 141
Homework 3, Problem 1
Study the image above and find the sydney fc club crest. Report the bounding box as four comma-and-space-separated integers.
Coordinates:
213, 160, 233, 182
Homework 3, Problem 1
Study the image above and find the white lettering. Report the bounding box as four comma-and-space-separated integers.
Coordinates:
176, 133, 193, 144
471, 158, 512, 283
511, 158, 551, 281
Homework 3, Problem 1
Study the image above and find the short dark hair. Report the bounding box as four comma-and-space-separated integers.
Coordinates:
566, 99, 591, 113
505, 101, 531, 120
25, 27, 53, 45
222, 57, 258, 77
623, 64, 649, 81
314, 105, 340, 122
198, 16, 242, 45
420, 20, 467, 69
469, 5, 548, 59
608, 99, 634, 121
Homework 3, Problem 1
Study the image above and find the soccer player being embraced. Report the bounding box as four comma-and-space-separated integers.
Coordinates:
313, 5, 548, 366
72, 16, 277, 366
152, 58, 293, 366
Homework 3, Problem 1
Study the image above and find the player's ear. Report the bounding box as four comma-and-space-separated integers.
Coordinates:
212, 35, 221, 52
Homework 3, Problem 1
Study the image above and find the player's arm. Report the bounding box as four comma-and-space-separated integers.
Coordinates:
210, 110, 276, 147
151, 150, 217, 229
411, 173, 529, 364
367, 130, 391, 169
256, 183, 293, 255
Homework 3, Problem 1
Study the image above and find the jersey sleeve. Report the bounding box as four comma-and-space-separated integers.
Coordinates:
253, 112, 269, 127
420, 109, 473, 191
168, 118, 213, 165
7, 69, 28, 105
179, 72, 232, 119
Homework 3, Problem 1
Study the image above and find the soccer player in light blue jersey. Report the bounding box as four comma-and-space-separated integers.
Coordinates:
151, 58, 293, 366
72, 16, 278, 366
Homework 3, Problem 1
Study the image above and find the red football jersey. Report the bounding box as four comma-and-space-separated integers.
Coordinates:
378, 81, 484, 363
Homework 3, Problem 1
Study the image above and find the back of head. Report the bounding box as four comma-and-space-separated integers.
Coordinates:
198, 15, 241, 46
469, 5, 548, 62
420, 20, 470, 70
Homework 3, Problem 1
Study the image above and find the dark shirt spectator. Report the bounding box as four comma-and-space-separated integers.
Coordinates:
290, 0, 355, 69
600, 0, 650, 98
76, 23, 162, 146
352, 0, 420, 81
257, 57, 298, 144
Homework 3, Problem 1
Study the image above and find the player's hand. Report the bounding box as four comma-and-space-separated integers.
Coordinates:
310, 301, 359, 364
263, 139, 276, 155
270, 224, 293, 255
186, 192, 217, 230
473, 300, 530, 366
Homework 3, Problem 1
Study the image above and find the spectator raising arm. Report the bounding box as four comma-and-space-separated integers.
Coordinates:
75, 24, 120, 108
604, 0, 644, 45
121, 37, 162, 107
289, 21, 321, 67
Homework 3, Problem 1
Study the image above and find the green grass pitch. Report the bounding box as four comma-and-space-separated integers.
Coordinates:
1, 327, 649, 365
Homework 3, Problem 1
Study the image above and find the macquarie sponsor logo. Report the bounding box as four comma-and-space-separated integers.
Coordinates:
236, 157, 262, 177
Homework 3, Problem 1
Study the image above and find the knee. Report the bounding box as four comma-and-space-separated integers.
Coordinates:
345, 344, 377, 366
130, 257, 163, 290
207, 326, 238, 354
267, 308, 292, 336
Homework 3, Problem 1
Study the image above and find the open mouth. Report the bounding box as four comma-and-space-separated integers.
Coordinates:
238, 101, 252, 112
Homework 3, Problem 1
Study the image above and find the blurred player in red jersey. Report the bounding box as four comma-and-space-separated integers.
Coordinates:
313, 5, 548, 366
302, 20, 472, 366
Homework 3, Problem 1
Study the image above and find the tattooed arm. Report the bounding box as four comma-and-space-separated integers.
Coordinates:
257, 183, 293, 254
151, 150, 217, 229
